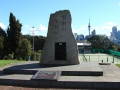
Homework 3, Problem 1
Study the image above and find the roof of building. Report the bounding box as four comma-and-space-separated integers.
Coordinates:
77, 42, 91, 46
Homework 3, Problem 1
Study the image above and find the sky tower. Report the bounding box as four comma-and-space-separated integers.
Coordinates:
88, 18, 91, 36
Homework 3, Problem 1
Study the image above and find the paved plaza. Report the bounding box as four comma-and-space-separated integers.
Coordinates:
0, 60, 120, 89
0, 54, 120, 89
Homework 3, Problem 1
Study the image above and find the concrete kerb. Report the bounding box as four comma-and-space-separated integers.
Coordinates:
1, 78, 120, 89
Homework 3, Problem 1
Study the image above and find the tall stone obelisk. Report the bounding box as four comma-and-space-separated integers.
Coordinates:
40, 10, 79, 65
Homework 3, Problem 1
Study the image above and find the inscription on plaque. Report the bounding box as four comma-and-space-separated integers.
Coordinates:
32, 71, 61, 80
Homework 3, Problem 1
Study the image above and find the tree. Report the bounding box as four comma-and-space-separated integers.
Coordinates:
22, 35, 46, 51
88, 35, 113, 50
0, 27, 6, 38
0, 28, 5, 52
19, 39, 31, 60
117, 46, 120, 51
0, 27, 7, 59
0, 36, 4, 59
7, 12, 22, 59
34, 36, 46, 51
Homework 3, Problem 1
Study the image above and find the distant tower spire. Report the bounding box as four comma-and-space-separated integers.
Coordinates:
88, 17, 91, 36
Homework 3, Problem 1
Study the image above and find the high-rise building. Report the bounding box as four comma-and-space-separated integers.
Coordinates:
88, 18, 91, 36
77, 34, 84, 41
112, 26, 117, 37
74, 33, 84, 42
109, 26, 120, 45
91, 29, 96, 36
74, 33, 78, 40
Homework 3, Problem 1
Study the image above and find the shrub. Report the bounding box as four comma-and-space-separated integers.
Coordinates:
19, 39, 31, 60
36, 53, 41, 61
30, 52, 36, 61
6, 53, 14, 60
30, 52, 41, 61
37, 50, 42, 53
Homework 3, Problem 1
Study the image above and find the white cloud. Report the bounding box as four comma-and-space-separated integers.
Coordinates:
36, 24, 47, 31
0, 22, 6, 29
98, 22, 116, 32
72, 27, 88, 36
24, 24, 47, 31
23, 24, 47, 36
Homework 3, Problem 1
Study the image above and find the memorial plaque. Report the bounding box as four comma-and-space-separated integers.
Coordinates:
32, 71, 61, 80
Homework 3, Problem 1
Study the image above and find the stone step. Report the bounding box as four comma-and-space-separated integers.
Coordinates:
3, 69, 103, 76
0, 75, 120, 89
3, 61, 103, 76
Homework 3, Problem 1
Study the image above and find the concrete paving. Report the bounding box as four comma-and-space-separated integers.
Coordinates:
0, 61, 120, 89
3, 61, 103, 76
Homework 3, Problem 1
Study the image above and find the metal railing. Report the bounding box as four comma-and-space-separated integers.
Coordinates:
83, 54, 87, 62
79, 54, 120, 64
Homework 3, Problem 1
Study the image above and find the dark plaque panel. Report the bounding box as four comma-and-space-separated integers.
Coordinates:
32, 71, 61, 80
55, 42, 66, 60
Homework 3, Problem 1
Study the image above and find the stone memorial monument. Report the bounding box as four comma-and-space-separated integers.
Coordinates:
40, 10, 79, 65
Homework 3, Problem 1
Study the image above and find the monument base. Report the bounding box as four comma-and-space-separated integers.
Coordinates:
40, 60, 79, 65
3, 61, 103, 76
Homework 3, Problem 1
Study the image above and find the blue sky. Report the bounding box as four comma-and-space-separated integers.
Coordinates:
0, 0, 120, 36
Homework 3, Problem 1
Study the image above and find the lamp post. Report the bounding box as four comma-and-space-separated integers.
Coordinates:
32, 26, 35, 52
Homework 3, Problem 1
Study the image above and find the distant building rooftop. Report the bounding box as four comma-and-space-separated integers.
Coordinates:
77, 42, 91, 46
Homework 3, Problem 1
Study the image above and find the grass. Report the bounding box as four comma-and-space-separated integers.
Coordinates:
0, 60, 25, 67
116, 64, 120, 68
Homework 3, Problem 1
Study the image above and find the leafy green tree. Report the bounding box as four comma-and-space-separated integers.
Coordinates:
0, 36, 4, 50
117, 46, 120, 51
7, 13, 22, 59
113, 45, 118, 51
34, 36, 46, 51
0, 27, 6, 38
23, 35, 46, 51
0, 36, 4, 59
88, 35, 113, 50
0, 27, 7, 59
19, 39, 31, 60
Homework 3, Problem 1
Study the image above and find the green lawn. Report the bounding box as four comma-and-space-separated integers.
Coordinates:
116, 64, 120, 68
0, 60, 25, 67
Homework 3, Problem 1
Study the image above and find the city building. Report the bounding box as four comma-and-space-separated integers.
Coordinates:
77, 42, 91, 54
76, 34, 84, 41
91, 29, 96, 36
109, 26, 120, 45
74, 33, 78, 40
85, 35, 92, 40
112, 26, 117, 37
74, 33, 84, 42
